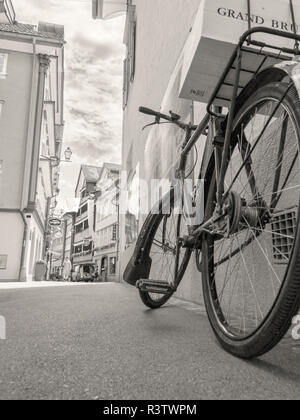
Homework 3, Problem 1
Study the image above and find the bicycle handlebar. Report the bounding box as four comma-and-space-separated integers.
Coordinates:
139, 106, 171, 121
139, 106, 199, 132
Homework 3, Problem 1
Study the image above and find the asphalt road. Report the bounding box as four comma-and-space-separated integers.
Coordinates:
0, 283, 299, 400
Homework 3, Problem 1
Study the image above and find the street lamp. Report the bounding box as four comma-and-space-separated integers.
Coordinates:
40, 147, 73, 165
63, 147, 72, 162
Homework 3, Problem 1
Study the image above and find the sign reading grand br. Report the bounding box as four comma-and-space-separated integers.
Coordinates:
217, 6, 298, 33
179, 0, 300, 105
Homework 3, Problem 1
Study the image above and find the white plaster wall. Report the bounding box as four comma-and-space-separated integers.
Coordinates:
0, 212, 24, 281
121, 0, 207, 303
23, 214, 44, 282
0, 50, 32, 209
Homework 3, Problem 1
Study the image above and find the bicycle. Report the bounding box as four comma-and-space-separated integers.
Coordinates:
124, 23, 300, 359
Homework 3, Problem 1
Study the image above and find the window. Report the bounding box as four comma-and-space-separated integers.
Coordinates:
75, 223, 82, 234
83, 241, 92, 252
81, 204, 88, 215
0, 54, 8, 79
109, 257, 117, 275
77, 204, 88, 217
112, 224, 117, 242
74, 244, 83, 255
0, 255, 8, 270
83, 219, 89, 231
75, 219, 89, 233
0, 100, 4, 118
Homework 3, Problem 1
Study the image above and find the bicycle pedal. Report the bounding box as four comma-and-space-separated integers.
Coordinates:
136, 279, 176, 294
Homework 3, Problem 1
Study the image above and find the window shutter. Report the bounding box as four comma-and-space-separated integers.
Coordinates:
123, 58, 129, 110
0, 54, 8, 78
112, 224, 117, 241
129, 20, 136, 82
0, 54, 4, 72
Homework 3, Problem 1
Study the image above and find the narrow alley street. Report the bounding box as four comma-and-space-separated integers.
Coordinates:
0, 283, 299, 400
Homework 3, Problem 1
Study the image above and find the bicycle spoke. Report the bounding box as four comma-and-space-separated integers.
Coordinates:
243, 218, 282, 286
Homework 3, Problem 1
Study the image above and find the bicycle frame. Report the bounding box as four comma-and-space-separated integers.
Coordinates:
124, 26, 300, 287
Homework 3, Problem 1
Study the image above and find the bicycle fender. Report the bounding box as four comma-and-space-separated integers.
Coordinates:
275, 60, 300, 97
123, 190, 175, 287
123, 254, 152, 286
123, 212, 160, 286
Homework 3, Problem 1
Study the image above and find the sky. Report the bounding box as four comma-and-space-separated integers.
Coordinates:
13, 0, 126, 203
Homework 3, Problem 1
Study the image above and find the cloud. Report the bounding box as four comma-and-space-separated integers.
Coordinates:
72, 33, 124, 60
13, 0, 125, 201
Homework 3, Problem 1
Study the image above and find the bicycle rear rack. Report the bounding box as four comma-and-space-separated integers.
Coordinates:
207, 27, 300, 115
205, 26, 300, 206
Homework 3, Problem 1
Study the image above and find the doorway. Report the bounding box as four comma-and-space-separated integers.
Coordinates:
101, 256, 108, 282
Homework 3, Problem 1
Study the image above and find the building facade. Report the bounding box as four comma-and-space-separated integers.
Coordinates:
0, 1, 65, 281
49, 216, 72, 279
72, 165, 102, 279
48, 163, 121, 283
94, 163, 121, 282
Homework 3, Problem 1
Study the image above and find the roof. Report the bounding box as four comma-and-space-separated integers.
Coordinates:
103, 162, 121, 172
75, 165, 102, 196
0, 21, 64, 42
81, 165, 103, 183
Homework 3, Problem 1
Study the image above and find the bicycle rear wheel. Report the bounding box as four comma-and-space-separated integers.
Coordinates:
202, 82, 300, 358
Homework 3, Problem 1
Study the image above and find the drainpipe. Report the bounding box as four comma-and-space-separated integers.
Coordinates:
61, 218, 67, 271
69, 213, 76, 274
18, 211, 28, 282
18, 38, 37, 281
116, 201, 120, 281
42, 197, 51, 260
48, 250, 53, 280
27, 54, 50, 210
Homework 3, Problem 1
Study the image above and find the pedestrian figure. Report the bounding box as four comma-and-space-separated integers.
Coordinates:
93, 267, 99, 282
63, 257, 72, 282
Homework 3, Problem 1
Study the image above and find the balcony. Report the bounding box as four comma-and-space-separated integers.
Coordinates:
0, 0, 16, 23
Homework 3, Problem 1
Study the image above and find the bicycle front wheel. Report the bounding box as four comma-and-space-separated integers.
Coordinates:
202, 82, 300, 359
139, 189, 191, 309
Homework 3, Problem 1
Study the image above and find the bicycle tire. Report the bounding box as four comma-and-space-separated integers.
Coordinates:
138, 188, 192, 309
202, 82, 300, 359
